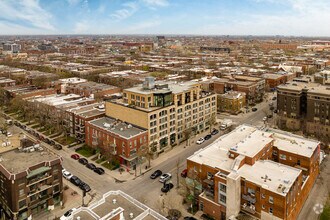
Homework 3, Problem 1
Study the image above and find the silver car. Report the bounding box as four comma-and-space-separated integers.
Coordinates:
159, 173, 172, 183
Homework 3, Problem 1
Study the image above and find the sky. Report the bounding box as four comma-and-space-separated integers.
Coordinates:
0, 0, 329, 36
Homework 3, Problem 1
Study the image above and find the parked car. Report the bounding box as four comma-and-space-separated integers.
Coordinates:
78, 158, 88, 165
184, 217, 197, 220
272, 97, 277, 100
70, 176, 82, 186
196, 137, 205, 144
204, 134, 212, 140
267, 114, 273, 118
270, 106, 275, 111
274, 109, 278, 113
252, 107, 258, 112
79, 182, 91, 192
86, 163, 96, 170
211, 129, 219, 135
71, 154, 80, 160
161, 183, 174, 193
60, 208, 77, 220
181, 169, 188, 178
54, 144, 62, 150
159, 173, 172, 183
6, 132, 12, 137
62, 170, 73, 180
150, 170, 162, 179
94, 167, 105, 175
263, 117, 267, 121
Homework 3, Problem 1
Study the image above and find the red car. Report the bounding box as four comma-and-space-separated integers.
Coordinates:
71, 154, 80, 160
181, 169, 188, 178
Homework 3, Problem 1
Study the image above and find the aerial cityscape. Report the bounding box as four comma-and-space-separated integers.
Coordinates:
0, 1, 329, 220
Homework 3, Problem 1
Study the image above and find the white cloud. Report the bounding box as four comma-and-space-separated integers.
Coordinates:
141, 0, 169, 7
126, 20, 161, 33
0, 0, 55, 32
73, 21, 89, 33
111, 2, 138, 20
67, 0, 81, 5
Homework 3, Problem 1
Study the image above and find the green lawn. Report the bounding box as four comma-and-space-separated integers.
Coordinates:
96, 157, 106, 164
320, 199, 330, 220
75, 146, 95, 158
101, 161, 115, 170
31, 124, 40, 129
55, 136, 76, 146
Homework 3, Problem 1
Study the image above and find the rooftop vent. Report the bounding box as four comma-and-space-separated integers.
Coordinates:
112, 199, 117, 204
103, 123, 111, 128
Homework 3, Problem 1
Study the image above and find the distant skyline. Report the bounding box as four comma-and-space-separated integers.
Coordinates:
0, 0, 330, 36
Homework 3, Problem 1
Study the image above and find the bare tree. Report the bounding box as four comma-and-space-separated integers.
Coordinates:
176, 158, 181, 189
208, 113, 217, 133
183, 127, 193, 147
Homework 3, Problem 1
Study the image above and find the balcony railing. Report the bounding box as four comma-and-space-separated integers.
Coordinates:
242, 204, 256, 214
242, 194, 256, 203
27, 174, 51, 186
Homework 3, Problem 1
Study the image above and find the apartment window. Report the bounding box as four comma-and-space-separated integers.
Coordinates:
280, 154, 286, 160
269, 196, 274, 204
262, 193, 265, 199
248, 188, 255, 196
219, 183, 226, 193
262, 205, 265, 209
269, 207, 273, 214
219, 194, 226, 204
200, 201, 204, 211
131, 94, 135, 99
297, 159, 301, 166
19, 189, 25, 197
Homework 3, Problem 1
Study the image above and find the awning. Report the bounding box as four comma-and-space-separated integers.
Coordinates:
27, 167, 51, 179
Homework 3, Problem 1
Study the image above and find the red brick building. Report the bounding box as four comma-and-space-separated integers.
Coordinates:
186, 125, 320, 220
85, 117, 148, 169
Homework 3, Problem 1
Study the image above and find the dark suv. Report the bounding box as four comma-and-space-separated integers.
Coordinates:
78, 158, 88, 165
70, 176, 82, 186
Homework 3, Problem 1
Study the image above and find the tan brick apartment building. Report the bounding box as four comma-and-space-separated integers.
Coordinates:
0, 139, 63, 220
85, 117, 148, 168
277, 81, 330, 142
187, 125, 320, 220
106, 77, 217, 153
218, 91, 246, 114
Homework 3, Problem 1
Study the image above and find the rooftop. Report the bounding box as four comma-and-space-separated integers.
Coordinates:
269, 129, 320, 158
125, 80, 199, 95
72, 190, 167, 220
0, 147, 60, 175
89, 117, 147, 139
220, 91, 246, 99
238, 160, 301, 196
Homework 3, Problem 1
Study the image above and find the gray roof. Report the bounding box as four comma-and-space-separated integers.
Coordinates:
89, 117, 147, 139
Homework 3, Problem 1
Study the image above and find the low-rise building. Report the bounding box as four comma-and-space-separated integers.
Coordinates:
187, 125, 320, 220
0, 77, 15, 87
218, 91, 246, 114
262, 73, 286, 91
65, 102, 106, 143
64, 81, 121, 99
0, 139, 63, 220
85, 117, 148, 168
